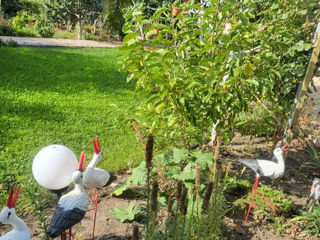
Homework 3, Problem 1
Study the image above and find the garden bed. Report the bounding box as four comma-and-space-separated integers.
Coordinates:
1, 135, 318, 239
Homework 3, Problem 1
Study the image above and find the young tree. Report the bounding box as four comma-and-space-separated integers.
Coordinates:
120, 0, 318, 147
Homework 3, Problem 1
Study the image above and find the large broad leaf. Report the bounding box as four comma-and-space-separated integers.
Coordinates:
131, 161, 147, 185
243, 62, 254, 76
165, 166, 182, 179
110, 180, 131, 196
172, 162, 195, 181
173, 148, 189, 163
155, 153, 173, 167
193, 151, 214, 170
109, 201, 141, 223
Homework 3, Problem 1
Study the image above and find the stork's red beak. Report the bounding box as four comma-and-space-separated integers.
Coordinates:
281, 144, 289, 152
77, 152, 86, 171
6, 183, 21, 209
93, 136, 101, 155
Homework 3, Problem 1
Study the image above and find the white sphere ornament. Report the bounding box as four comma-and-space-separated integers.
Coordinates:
32, 145, 78, 190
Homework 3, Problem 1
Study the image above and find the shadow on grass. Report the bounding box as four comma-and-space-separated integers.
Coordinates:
0, 47, 135, 93
0, 94, 66, 123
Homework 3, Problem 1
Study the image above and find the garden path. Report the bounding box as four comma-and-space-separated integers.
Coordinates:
0, 36, 122, 48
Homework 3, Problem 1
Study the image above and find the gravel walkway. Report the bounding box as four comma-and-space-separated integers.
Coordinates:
0, 36, 122, 48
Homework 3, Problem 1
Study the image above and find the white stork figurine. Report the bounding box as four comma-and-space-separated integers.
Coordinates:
238, 144, 289, 222
82, 137, 117, 239
83, 136, 116, 189
0, 183, 31, 240
47, 152, 89, 238
304, 178, 320, 213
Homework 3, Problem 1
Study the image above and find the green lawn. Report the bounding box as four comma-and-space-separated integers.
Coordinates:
0, 47, 144, 190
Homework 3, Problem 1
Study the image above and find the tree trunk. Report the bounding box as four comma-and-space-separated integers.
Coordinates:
77, 18, 82, 40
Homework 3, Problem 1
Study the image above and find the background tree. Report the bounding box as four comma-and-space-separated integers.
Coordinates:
44, 0, 103, 39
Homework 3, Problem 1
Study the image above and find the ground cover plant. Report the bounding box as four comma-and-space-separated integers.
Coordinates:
0, 47, 144, 207
110, 135, 226, 239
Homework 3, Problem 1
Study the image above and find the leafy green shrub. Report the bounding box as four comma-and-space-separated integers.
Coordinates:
5, 40, 18, 47
12, 11, 29, 29
14, 26, 38, 37
0, 24, 15, 36
0, 39, 18, 47
0, 16, 15, 36
120, 0, 319, 146
305, 140, 320, 168
0, 39, 6, 47
291, 206, 320, 237
111, 135, 226, 239
37, 25, 55, 38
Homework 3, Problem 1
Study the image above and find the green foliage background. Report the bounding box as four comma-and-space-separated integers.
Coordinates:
120, 0, 319, 146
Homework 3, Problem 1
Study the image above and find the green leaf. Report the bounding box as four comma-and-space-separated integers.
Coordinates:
123, 33, 139, 45
153, 24, 170, 30
155, 153, 172, 167
173, 162, 195, 181
243, 62, 254, 76
246, 79, 259, 87
110, 180, 131, 196
131, 161, 147, 185
109, 201, 141, 223
173, 148, 189, 163
193, 151, 213, 170
166, 166, 182, 179
239, 13, 249, 26
297, 10, 307, 15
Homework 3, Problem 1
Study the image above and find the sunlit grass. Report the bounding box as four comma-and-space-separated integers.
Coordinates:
0, 47, 144, 191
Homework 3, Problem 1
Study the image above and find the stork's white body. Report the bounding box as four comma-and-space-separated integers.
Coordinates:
83, 140, 111, 189
84, 166, 110, 189
238, 147, 286, 179
0, 207, 30, 240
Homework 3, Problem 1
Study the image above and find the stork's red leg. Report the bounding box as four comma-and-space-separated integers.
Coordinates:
244, 176, 260, 223
68, 228, 72, 240
61, 232, 66, 240
256, 192, 278, 211
92, 189, 99, 239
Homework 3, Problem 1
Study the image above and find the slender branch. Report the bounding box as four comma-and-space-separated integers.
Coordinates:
132, 121, 146, 146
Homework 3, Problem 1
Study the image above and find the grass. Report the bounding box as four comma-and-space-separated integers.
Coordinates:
53, 29, 78, 39
0, 47, 145, 194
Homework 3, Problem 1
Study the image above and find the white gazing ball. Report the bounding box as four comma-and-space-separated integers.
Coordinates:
32, 145, 78, 190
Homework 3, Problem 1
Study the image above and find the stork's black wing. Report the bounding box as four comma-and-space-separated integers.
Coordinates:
238, 158, 263, 176
47, 205, 86, 238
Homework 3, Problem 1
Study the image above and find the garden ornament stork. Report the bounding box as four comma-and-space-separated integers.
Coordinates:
83, 137, 117, 189
47, 151, 89, 240
0, 183, 31, 240
304, 178, 320, 213
83, 136, 117, 239
238, 144, 289, 222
